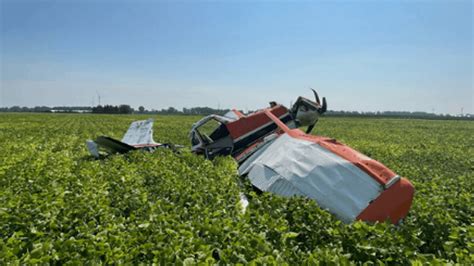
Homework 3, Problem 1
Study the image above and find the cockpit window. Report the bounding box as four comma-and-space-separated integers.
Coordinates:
190, 116, 233, 158
191, 117, 231, 147
193, 119, 222, 145
199, 119, 221, 139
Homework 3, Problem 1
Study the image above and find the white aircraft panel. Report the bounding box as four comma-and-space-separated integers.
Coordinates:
121, 119, 156, 146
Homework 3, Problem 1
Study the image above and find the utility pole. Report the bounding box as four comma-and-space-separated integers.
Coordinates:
96, 91, 101, 106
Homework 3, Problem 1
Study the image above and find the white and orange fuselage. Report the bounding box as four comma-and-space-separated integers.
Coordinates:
190, 105, 414, 224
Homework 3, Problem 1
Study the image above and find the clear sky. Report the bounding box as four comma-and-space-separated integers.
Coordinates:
1, 0, 472, 114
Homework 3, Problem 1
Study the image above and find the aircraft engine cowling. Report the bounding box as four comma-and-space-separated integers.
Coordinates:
291, 89, 327, 134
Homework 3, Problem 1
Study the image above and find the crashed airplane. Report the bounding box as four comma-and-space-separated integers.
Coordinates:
87, 90, 414, 224
190, 90, 414, 224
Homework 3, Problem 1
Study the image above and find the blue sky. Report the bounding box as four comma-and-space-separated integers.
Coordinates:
1, 0, 472, 114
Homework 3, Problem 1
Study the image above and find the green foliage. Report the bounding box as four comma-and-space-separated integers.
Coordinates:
0, 114, 472, 264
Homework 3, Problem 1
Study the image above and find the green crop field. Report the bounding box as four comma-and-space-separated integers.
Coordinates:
0, 113, 472, 264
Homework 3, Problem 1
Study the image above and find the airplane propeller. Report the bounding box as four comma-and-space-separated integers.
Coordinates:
311, 88, 327, 114
312, 89, 320, 105
306, 89, 328, 134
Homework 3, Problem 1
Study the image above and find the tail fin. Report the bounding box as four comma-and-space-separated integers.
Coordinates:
121, 119, 157, 146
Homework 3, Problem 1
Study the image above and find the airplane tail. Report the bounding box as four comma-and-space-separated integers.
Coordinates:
86, 119, 158, 157
121, 119, 157, 146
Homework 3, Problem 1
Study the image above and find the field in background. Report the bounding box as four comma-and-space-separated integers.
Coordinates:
0, 113, 472, 264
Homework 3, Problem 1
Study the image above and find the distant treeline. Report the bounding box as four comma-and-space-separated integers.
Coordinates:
150, 107, 232, 116
1, 105, 472, 120
0, 105, 233, 116
0, 106, 93, 113
325, 110, 473, 120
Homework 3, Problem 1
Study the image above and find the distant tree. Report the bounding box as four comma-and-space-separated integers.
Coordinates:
166, 107, 179, 114
118, 104, 133, 114
32, 106, 51, 112
92, 105, 103, 113
9, 106, 22, 112
138, 106, 145, 113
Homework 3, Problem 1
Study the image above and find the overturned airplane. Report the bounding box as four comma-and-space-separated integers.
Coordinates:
189, 90, 414, 224
87, 90, 414, 224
